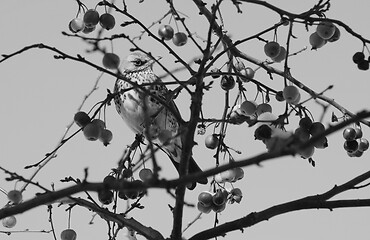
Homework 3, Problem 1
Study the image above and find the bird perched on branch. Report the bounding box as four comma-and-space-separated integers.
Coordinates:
113, 51, 207, 189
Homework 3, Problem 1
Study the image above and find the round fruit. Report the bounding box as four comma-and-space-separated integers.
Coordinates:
103, 53, 120, 69
91, 119, 106, 129
83, 122, 101, 141
343, 127, 356, 141
358, 138, 369, 152
344, 140, 359, 153
309, 32, 326, 50
61, 229, 77, 240
316, 21, 336, 39
7, 190, 22, 204
254, 124, 272, 140
103, 175, 116, 186
74, 111, 91, 127
264, 41, 281, 58
99, 13, 115, 30
282, 85, 300, 103
240, 100, 257, 116
158, 25, 174, 40
313, 136, 328, 149
299, 117, 313, 131
220, 76, 235, 90
220, 169, 236, 182
309, 122, 325, 136
271, 46, 287, 63
83, 9, 100, 27
328, 26, 341, 42
2, 216, 17, 228
172, 32, 188, 46
98, 189, 114, 205
69, 18, 85, 33
352, 52, 365, 64
290, 92, 301, 105
212, 202, 226, 213
198, 191, 213, 207
99, 129, 113, 145
256, 103, 272, 116
357, 60, 369, 71
212, 190, 227, 206
205, 134, 219, 149
233, 167, 244, 181
294, 127, 310, 142
298, 145, 315, 159
139, 168, 154, 182
240, 67, 255, 81
197, 201, 212, 214
355, 128, 363, 139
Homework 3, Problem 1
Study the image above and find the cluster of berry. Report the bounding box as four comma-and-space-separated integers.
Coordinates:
158, 25, 188, 46
343, 127, 369, 157
197, 187, 243, 214
69, 9, 115, 34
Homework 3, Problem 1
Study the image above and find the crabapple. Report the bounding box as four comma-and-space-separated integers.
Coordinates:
83, 9, 99, 27
358, 138, 369, 152
357, 59, 369, 71
355, 128, 363, 139
233, 167, 244, 181
220, 76, 235, 90
299, 117, 313, 131
74, 111, 91, 127
283, 85, 300, 103
271, 46, 287, 62
69, 18, 85, 33
316, 21, 336, 39
99, 13, 115, 30
172, 32, 188, 46
220, 169, 236, 182
294, 127, 310, 142
99, 129, 113, 146
240, 100, 257, 116
158, 25, 174, 40
352, 52, 365, 64
256, 103, 272, 116
212, 202, 226, 213
61, 229, 77, 240
91, 119, 106, 129
7, 190, 22, 204
103, 53, 120, 69
313, 136, 328, 149
2, 216, 16, 228
264, 41, 281, 58
139, 168, 154, 182
309, 122, 325, 136
98, 189, 114, 205
212, 190, 227, 206
82, 24, 96, 34
344, 140, 359, 153
343, 127, 357, 141
205, 134, 219, 149
83, 122, 101, 141
298, 145, 315, 159
198, 191, 213, 207
309, 32, 326, 49
197, 202, 212, 214
254, 124, 272, 140
328, 26, 341, 42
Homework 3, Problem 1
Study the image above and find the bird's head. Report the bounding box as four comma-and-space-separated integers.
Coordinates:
121, 51, 156, 73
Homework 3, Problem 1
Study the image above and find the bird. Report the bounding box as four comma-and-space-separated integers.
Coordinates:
113, 51, 207, 189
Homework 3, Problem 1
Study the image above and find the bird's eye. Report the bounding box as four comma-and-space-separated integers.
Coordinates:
133, 59, 145, 66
